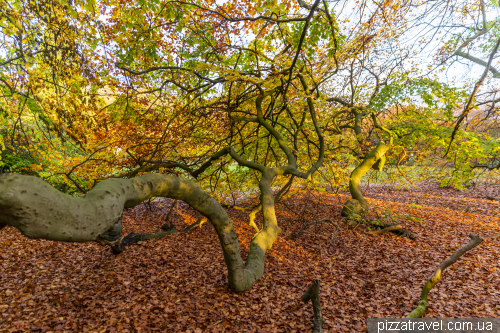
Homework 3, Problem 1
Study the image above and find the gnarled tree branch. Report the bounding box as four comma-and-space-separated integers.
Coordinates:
0, 172, 279, 292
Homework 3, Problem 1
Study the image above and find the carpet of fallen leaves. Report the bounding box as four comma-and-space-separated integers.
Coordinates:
1, 182, 499, 332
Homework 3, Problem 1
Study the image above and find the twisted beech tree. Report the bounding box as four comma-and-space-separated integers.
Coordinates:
1, 0, 497, 296
1, 172, 261, 291
0, 0, 334, 292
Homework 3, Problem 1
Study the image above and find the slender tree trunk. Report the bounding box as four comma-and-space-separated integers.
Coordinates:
244, 170, 281, 285
341, 141, 390, 218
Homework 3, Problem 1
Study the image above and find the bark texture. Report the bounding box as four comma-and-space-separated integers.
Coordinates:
341, 141, 390, 218
407, 233, 483, 318
0, 173, 271, 292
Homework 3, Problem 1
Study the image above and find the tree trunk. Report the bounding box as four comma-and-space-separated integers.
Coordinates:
243, 170, 282, 285
341, 141, 390, 218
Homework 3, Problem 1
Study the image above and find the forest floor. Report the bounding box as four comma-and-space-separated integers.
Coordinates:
1, 182, 499, 332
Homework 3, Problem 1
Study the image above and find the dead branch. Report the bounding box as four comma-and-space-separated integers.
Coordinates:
285, 218, 340, 240
407, 233, 483, 318
103, 218, 207, 254
301, 279, 324, 333
486, 196, 499, 201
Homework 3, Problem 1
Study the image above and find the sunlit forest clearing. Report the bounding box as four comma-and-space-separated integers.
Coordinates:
1, 0, 500, 331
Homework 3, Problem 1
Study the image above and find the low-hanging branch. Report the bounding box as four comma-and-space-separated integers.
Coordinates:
0, 73, 327, 296
0, 172, 274, 292
407, 233, 483, 318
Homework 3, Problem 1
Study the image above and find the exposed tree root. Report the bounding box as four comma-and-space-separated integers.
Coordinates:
407, 233, 483, 318
367, 225, 402, 235
368, 220, 415, 240
301, 279, 324, 333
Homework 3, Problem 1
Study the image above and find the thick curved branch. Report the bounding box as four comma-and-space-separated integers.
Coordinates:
0, 172, 275, 292
228, 147, 267, 172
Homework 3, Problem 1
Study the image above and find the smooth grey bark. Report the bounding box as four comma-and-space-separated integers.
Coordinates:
0, 172, 268, 292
